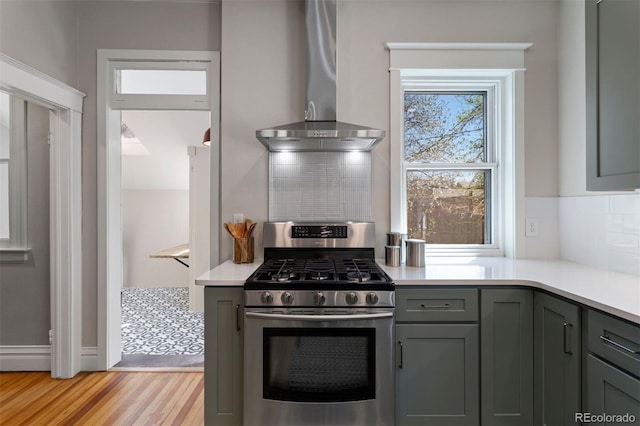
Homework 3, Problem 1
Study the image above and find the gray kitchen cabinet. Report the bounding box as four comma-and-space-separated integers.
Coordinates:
586, 309, 640, 424
533, 292, 581, 426
396, 288, 479, 425
481, 289, 534, 426
587, 355, 640, 425
204, 286, 243, 426
585, 0, 640, 190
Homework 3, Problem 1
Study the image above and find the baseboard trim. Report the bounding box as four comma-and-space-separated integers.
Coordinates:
0, 346, 101, 372
0, 345, 50, 371
81, 346, 99, 371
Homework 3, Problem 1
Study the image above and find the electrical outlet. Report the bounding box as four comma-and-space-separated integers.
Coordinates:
525, 217, 539, 237
233, 213, 244, 223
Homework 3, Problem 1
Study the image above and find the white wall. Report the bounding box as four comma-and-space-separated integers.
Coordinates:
122, 189, 189, 288
557, 0, 639, 275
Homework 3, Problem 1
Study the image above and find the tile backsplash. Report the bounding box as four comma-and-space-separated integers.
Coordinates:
559, 193, 640, 275
269, 151, 372, 222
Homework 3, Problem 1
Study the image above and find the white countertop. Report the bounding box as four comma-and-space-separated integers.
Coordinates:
196, 258, 640, 324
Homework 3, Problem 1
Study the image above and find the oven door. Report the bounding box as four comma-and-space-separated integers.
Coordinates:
244, 309, 394, 426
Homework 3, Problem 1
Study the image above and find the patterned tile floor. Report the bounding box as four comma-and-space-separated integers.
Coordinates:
121, 287, 204, 355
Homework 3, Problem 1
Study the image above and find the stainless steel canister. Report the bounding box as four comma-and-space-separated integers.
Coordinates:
385, 246, 401, 266
387, 232, 407, 263
405, 239, 426, 267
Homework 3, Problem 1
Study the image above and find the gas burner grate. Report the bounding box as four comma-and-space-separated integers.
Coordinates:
335, 259, 386, 283
246, 257, 392, 287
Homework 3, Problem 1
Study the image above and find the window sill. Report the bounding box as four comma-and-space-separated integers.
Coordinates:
0, 247, 32, 263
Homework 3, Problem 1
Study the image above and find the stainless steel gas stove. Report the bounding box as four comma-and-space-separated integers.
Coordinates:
243, 222, 395, 426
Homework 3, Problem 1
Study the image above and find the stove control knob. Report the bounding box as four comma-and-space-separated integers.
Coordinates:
314, 292, 326, 306
345, 292, 359, 305
261, 291, 274, 304
366, 292, 379, 305
281, 291, 294, 305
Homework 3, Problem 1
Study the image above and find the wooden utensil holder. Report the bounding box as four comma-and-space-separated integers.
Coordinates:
233, 237, 254, 264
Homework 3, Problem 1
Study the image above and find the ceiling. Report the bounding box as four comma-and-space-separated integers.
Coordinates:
121, 109, 210, 191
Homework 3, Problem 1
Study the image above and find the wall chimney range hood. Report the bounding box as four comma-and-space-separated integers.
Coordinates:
256, 0, 385, 152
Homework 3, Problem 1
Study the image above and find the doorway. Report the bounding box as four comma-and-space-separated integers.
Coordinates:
97, 50, 220, 370
115, 109, 209, 369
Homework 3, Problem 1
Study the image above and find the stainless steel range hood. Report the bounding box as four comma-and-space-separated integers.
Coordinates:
256, 0, 385, 152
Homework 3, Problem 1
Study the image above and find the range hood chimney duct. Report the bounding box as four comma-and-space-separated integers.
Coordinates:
256, 0, 385, 152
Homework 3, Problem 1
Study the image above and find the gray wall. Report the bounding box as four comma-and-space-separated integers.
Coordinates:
220, 0, 560, 260
0, 0, 222, 348
0, 0, 79, 87
0, 102, 51, 345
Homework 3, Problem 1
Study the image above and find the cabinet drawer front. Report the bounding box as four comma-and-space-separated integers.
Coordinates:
588, 310, 640, 377
396, 289, 478, 322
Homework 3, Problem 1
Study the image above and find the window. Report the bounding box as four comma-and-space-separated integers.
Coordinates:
108, 60, 212, 110
403, 88, 497, 247
117, 69, 207, 95
0, 91, 29, 260
387, 43, 531, 257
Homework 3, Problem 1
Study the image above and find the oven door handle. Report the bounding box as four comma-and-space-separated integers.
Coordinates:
245, 311, 393, 322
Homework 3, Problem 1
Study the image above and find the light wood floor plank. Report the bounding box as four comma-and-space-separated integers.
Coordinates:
0, 371, 204, 426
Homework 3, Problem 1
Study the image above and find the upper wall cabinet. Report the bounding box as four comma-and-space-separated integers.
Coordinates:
586, 0, 640, 191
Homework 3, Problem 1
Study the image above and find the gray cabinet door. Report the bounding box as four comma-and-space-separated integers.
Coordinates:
481, 289, 534, 426
533, 292, 581, 426
587, 354, 640, 425
204, 286, 243, 426
586, 0, 640, 190
396, 324, 479, 426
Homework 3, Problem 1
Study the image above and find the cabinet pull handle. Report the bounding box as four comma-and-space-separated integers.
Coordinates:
563, 323, 573, 354
398, 341, 403, 369
236, 304, 241, 331
600, 335, 640, 355
420, 303, 450, 310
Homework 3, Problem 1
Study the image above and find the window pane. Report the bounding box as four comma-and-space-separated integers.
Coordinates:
404, 92, 485, 163
0, 162, 9, 239
406, 170, 489, 244
117, 69, 207, 95
0, 92, 10, 159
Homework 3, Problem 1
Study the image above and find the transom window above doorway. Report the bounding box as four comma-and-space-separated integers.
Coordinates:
116, 69, 207, 96
108, 59, 212, 110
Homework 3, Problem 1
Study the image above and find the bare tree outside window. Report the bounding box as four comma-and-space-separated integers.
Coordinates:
404, 92, 490, 244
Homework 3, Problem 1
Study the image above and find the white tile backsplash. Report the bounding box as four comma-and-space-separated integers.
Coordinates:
269, 151, 372, 222
524, 197, 561, 259
559, 193, 640, 275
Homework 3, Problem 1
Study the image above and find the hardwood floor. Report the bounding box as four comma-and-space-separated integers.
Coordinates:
0, 371, 204, 425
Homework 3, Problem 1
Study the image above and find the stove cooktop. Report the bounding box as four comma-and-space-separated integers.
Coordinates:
244, 258, 394, 291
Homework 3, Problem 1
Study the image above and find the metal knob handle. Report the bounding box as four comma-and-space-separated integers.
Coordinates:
281, 291, 294, 305
366, 292, 379, 305
345, 292, 359, 305
261, 291, 273, 304
314, 292, 326, 305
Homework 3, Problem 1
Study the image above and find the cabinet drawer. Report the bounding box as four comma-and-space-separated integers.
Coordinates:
588, 310, 640, 377
396, 288, 478, 322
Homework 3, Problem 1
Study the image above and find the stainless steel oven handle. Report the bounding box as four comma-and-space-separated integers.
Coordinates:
245, 311, 393, 322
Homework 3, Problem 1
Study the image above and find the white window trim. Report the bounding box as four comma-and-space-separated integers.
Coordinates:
387, 42, 531, 258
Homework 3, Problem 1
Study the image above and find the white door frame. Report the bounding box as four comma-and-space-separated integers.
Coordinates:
97, 49, 220, 369
0, 54, 85, 379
